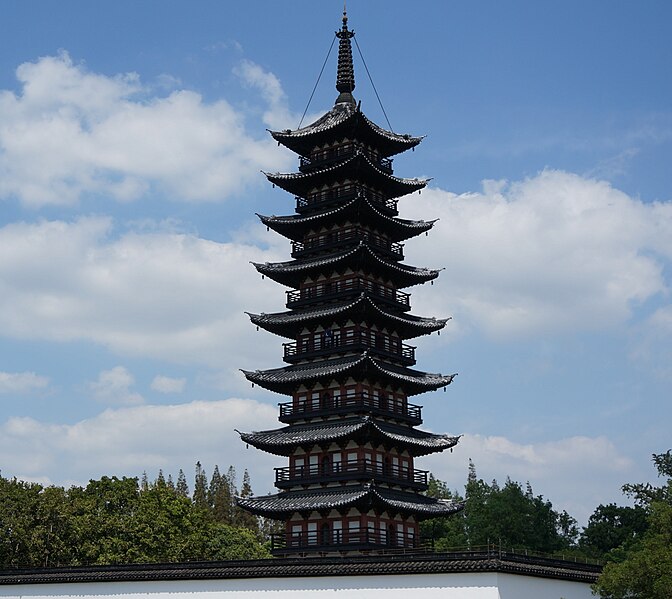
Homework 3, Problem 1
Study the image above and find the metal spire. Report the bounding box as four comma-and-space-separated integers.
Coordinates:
335, 5, 356, 105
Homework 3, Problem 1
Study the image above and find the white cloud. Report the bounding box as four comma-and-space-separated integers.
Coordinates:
0, 398, 282, 493
234, 59, 293, 130
151, 375, 186, 394
404, 170, 672, 338
0, 371, 49, 394
90, 366, 143, 406
0, 52, 290, 207
0, 217, 283, 372
423, 433, 639, 526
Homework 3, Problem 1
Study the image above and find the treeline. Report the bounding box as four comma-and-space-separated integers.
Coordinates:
424, 453, 672, 598
3, 451, 669, 596
422, 460, 648, 560
0, 463, 272, 569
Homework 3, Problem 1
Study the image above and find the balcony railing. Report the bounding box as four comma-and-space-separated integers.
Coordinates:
278, 392, 422, 425
291, 227, 403, 260
271, 525, 421, 554
286, 277, 410, 311
283, 331, 415, 365
298, 144, 393, 174
295, 185, 398, 214
275, 459, 428, 489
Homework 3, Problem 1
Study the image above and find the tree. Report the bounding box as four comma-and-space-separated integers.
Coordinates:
580, 503, 648, 558
593, 450, 672, 599
193, 462, 208, 511
208, 465, 232, 524
175, 469, 189, 497
234, 470, 260, 532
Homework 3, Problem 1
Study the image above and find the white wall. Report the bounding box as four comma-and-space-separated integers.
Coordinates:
0, 571, 595, 599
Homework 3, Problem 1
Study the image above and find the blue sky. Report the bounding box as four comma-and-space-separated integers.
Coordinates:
0, 1, 670, 526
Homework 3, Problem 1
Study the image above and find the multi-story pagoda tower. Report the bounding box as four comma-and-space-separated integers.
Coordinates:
237, 11, 462, 555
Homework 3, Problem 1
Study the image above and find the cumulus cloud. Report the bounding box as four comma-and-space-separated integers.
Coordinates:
151, 375, 186, 394
424, 433, 638, 525
0, 371, 49, 394
234, 59, 293, 130
90, 366, 143, 406
404, 170, 672, 338
0, 217, 283, 372
0, 52, 290, 207
0, 398, 281, 491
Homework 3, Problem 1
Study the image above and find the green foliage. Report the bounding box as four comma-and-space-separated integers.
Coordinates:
593, 450, 672, 599
0, 463, 269, 568
579, 503, 648, 558
420, 475, 467, 549
424, 461, 578, 554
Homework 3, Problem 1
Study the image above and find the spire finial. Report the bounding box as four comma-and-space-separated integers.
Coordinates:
335, 6, 356, 105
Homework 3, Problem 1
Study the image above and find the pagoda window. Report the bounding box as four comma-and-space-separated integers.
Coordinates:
332, 452, 342, 473
321, 454, 330, 475
307, 522, 317, 545
378, 522, 385, 544
323, 327, 334, 347
290, 524, 302, 547
332, 519, 343, 544
308, 454, 318, 475
347, 519, 359, 544
293, 457, 305, 477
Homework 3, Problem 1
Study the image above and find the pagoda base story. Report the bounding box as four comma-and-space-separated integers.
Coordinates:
272, 510, 420, 556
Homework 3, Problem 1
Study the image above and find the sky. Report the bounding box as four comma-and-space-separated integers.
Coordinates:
0, 0, 670, 527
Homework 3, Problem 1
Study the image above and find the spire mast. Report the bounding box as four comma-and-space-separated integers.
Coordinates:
335, 5, 356, 105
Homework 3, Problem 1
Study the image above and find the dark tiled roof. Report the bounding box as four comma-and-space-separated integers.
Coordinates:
241, 354, 455, 397
0, 552, 601, 585
257, 196, 436, 242
269, 102, 423, 158
237, 416, 460, 457
247, 295, 448, 339
252, 244, 439, 289
236, 484, 464, 519
265, 153, 427, 200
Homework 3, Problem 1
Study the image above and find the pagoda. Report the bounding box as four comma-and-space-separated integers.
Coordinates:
237, 11, 462, 555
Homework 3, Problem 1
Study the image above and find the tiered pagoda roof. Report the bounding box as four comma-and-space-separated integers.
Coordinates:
242, 354, 455, 396
252, 244, 441, 288
238, 484, 464, 520
265, 153, 428, 199
270, 102, 424, 158
258, 197, 437, 242
247, 295, 448, 339
238, 417, 460, 457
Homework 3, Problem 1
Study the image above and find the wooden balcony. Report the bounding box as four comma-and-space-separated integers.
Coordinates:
278, 392, 422, 425
283, 331, 416, 365
286, 278, 411, 311
291, 227, 403, 260
271, 525, 421, 555
298, 144, 393, 174
295, 185, 398, 215
274, 459, 428, 490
